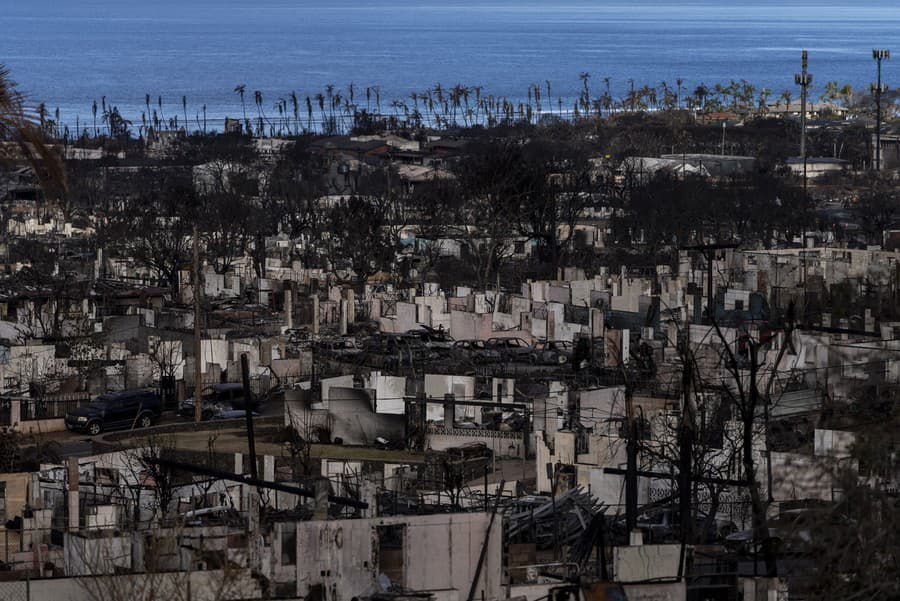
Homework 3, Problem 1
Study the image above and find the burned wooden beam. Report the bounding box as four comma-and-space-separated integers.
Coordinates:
148, 457, 369, 509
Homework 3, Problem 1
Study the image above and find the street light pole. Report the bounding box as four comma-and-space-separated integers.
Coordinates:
872, 49, 891, 171
795, 51, 813, 194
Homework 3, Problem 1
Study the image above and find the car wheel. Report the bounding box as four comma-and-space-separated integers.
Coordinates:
87, 421, 102, 436
202, 410, 213, 421
139, 413, 152, 428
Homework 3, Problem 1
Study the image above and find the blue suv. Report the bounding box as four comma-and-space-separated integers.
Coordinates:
65, 389, 162, 436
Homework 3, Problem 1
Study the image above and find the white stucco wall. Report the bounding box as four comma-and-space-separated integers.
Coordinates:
292, 514, 503, 601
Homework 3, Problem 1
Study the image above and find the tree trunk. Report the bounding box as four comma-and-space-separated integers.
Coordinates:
746, 348, 778, 576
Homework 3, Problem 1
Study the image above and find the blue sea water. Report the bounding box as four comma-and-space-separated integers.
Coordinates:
1, 0, 898, 129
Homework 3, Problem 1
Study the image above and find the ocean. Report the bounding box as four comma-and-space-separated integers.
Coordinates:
2, 0, 898, 130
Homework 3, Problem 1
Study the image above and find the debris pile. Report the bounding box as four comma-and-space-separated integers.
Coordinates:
505, 487, 605, 550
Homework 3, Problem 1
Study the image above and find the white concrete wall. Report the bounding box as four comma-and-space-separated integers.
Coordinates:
424, 374, 475, 422
365, 371, 407, 415
293, 514, 503, 601
814, 429, 856, 458
0, 568, 261, 601
614, 543, 682, 583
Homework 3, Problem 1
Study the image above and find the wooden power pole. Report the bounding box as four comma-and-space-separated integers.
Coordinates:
624, 385, 638, 533
193, 225, 202, 424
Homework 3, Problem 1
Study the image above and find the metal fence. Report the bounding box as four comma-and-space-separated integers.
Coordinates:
20, 394, 92, 421
0, 580, 28, 601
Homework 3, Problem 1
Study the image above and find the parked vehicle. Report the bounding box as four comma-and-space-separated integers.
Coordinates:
403, 326, 453, 355
405, 326, 454, 351
318, 337, 365, 361
725, 509, 813, 554
66, 389, 162, 435
178, 394, 229, 421
637, 508, 737, 544
529, 340, 574, 365
486, 337, 534, 362
376, 335, 438, 369
374, 436, 405, 450
724, 508, 849, 554
451, 339, 502, 363
178, 383, 260, 420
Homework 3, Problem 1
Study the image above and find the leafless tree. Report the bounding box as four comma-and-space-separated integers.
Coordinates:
74, 524, 252, 601
126, 435, 179, 521
708, 308, 797, 577
147, 336, 185, 385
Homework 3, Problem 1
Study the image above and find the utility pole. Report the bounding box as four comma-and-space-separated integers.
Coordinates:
193, 225, 202, 424
624, 385, 638, 533
872, 49, 891, 171
677, 351, 695, 579
678, 356, 694, 532
720, 122, 725, 156
795, 51, 813, 194
241, 353, 259, 481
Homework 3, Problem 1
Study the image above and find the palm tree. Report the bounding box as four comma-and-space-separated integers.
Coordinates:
315, 93, 325, 130
780, 90, 793, 113
601, 77, 612, 116
37, 102, 46, 134
275, 98, 285, 135
545, 80, 552, 116
579, 72, 590, 115
0, 64, 66, 197
253, 90, 264, 135
838, 83, 853, 107
693, 84, 709, 111
181, 95, 188, 132
659, 81, 672, 110
739, 80, 755, 111
234, 84, 247, 123
290, 91, 299, 135
757, 88, 771, 113
157, 96, 165, 129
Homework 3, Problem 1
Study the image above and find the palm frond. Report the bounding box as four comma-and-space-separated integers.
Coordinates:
0, 63, 67, 197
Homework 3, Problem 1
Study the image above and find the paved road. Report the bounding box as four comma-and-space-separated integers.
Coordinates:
58, 438, 94, 458
43, 401, 287, 458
